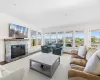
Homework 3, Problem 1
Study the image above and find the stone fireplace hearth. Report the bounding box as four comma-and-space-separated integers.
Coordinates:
4, 39, 29, 62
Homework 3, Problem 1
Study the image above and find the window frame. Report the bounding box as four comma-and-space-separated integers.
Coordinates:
44, 33, 50, 44
37, 32, 42, 45
75, 31, 84, 47
57, 32, 64, 44
65, 31, 73, 47
30, 30, 37, 46
50, 32, 57, 43
91, 29, 100, 47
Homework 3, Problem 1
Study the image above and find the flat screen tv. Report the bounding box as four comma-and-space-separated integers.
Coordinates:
9, 24, 28, 38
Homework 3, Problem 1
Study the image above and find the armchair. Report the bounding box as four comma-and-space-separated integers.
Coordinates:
52, 43, 63, 55
41, 45, 52, 53
0, 65, 25, 80
52, 47, 62, 55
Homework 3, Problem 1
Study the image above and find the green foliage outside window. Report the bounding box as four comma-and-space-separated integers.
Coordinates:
75, 38, 84, 47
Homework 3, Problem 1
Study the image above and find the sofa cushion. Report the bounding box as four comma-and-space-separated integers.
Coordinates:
71, 64, 85, 71
86, 48, 97, 60
78, 46, 87, 58
84, 49, 100, 75
70, 58, 87, 67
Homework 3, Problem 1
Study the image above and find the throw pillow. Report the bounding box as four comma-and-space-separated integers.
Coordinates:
84, 49, 100, 75
78, 46, 87, 58
86, 48, 97, 60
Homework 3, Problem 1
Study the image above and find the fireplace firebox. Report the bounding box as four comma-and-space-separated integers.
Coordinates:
11, 45, 25, 59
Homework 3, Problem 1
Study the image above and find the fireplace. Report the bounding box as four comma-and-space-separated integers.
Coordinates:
4, 39, 28, 62
11, 45, 25, 59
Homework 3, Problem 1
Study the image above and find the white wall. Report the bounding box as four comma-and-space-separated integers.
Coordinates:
0, 13, 42, 62
42, 23, 100, 52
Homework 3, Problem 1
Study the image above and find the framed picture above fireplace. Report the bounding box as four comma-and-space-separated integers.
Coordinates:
9, 23, 28, 38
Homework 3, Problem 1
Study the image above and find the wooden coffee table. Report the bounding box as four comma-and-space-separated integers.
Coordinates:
30, 53, 60, 77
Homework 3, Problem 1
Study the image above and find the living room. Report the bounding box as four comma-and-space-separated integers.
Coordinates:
0, 0, 100, 80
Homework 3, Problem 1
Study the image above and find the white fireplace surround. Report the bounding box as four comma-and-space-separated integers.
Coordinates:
4, 39, 28, 62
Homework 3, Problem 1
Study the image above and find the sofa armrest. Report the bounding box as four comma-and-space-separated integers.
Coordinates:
0, 65, 10, 73
1, 68, 25, 80
68, 69, 100, 80
0, 65, 10, 76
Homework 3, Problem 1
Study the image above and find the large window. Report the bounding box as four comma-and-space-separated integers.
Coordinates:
31, 30, 37, 46
43, 30, 85, 47
65, 31, 73, 47
37, 32, 42, 45
91, 30, 100, 47
50, 32, 56, 43
44, 33, 50, 44
75, 31, 84, 47
57, 32, 64, 44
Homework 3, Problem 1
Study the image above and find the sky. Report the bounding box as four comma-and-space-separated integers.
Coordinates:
63, 33, 84, 38
75, 33, 84, 38
91, 32, 100, 38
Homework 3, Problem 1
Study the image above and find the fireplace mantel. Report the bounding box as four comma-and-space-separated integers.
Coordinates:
4, 38, 29, 41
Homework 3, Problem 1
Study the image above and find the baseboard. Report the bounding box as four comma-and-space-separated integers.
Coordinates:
0, 61, 8, 65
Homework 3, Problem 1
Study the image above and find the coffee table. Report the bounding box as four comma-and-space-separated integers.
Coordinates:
30, 53, 60, 77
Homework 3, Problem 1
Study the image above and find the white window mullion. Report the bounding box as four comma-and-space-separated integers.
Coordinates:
49, 33, 50, 43
64, 31, 66, 47
56, 32, 57, 43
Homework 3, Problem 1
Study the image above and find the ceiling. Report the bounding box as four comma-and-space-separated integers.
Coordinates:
0, 0, 100, 28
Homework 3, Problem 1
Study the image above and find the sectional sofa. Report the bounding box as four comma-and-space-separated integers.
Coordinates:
68, 46, 100, 80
